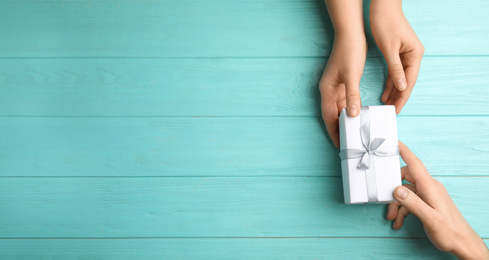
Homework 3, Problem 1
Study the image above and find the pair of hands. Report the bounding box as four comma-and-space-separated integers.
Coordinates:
320, 0, 424, 147
321, 1, 489, 258
391, 142, 489, 259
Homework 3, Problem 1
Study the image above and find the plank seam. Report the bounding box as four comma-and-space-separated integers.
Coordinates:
1, 55, 489, 59
0, 237, 486, 239
1, 115, 489, 118
0, 176, 487, 178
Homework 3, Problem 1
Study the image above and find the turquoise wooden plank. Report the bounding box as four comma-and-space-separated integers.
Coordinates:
0, 177, 486, 238
1, 57, 488, 116
0, 117, 487, 177
0, 0, 488, 57
0, 238, 469, 259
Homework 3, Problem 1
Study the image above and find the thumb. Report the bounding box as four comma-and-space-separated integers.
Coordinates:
344, 77, 362, 117
385, 52, 407, 91
394, 186, 434, 223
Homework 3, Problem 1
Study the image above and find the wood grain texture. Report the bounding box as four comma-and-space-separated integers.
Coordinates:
1, 117, 487, 177
0, 0, 488, 57
0, 238, 469, 259
1, 57, 489, 116
2, 0, 488, 258
0, 177, 487, 238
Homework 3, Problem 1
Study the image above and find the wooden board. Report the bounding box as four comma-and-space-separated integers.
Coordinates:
0, 0, 488, 57
0, 117, 488, 177
1, 57, 488, 116
0, 177, 487, 238
0, 238, 470, 259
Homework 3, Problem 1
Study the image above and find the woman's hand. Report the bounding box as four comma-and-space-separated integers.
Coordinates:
370, 0, 424, 114
319, 35, 367, 147
387, 142, 489, 259
320, 0, 366, 147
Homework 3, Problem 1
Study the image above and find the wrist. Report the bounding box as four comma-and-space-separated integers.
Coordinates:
333, 28, 366, 42
333, 31, 367, 52
325, 0, 365, 43
370, 0, 403, 17
452, 233, 489, 260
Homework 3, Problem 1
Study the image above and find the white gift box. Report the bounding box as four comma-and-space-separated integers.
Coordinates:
339, 105, 402, 204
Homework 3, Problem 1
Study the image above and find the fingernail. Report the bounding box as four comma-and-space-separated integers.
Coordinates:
395, 186, 408, 200
396, 79, 406, 91
348, 105, 358, 117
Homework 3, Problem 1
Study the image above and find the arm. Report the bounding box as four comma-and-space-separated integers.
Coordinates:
319, 0, 366, 147
325, 0, 365, 39
388, 142, 489, 260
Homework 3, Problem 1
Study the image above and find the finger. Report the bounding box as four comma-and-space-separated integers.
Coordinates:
393, 89, 412, 114
393, 206, 410, 229
382, 76, 395, 103
398, 141, 431, 182
391, 183, 415, 228
403, 51, 423, 91
403, 183, 416, 193
388, 182, 416, 226
322, 103, 340, 148
386, 89, 399, 106
384, 50, 407, 91
337, 97, 347, 114
319, 82, 341, 148
401, 166, 416, 184
343, 76, 362, 117
386, 200, 400, 221
385, 85, 398, 105
393, 60, 420, 113
394, 186, 435, 224
387, 183, 416, 226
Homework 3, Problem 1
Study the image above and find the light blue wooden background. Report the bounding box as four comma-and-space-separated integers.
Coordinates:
0, 0, 488, 259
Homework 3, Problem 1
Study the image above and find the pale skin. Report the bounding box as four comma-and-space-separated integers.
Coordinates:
391, 142, 489, 260
320, 0, 423, 147
322, 0, 489, 258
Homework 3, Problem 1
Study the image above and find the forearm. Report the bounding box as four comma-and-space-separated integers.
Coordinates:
324, 0, 365, 39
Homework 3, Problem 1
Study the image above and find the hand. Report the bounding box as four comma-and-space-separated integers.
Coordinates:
320, 0, 366, 148
387, 142, 489, 259
319, 35, 367, 147
370, 0, 424, 114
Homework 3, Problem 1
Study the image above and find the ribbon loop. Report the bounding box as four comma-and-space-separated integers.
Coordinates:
370, 138, 385, 151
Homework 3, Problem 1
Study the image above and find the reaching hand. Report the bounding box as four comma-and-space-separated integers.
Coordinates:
387, 142, 489, 259
370, 0, 424, 114
320, 0, 367, 147
319, 35, 367, 147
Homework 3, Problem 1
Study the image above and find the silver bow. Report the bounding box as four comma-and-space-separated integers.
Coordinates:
339, 106, 399, 202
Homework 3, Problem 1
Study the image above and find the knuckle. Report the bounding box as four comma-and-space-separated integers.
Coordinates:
418, 43, 425, 55
433, 179, 446, 190
389, 63, 404, 75
318, 79, 332, 90
345, 91, 360, 101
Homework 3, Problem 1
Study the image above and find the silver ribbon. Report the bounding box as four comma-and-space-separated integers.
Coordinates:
339, 107, 399, 202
